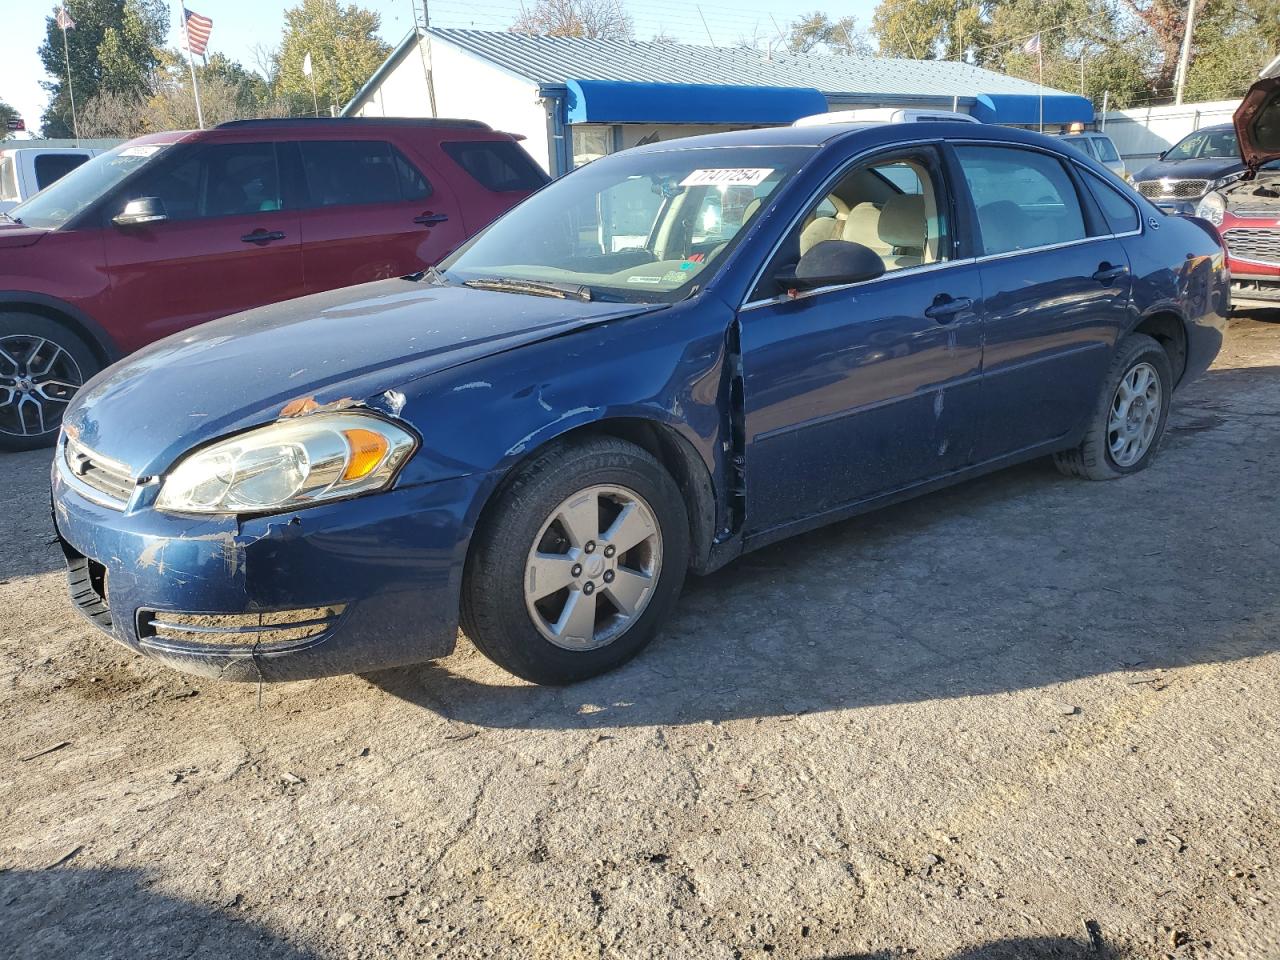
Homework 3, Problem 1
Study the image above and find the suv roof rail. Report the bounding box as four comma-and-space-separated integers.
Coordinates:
214, 117, 492, 131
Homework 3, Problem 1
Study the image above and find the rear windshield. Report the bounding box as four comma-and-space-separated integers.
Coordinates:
442, 140, 549, 192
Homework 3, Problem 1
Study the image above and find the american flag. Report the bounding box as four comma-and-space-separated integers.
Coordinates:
55, 6, 75, 30
1022, 32, 1041, 55
183, 7, 213, 56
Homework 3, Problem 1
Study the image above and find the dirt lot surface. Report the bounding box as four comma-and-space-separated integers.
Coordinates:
3, 317, 1280, 960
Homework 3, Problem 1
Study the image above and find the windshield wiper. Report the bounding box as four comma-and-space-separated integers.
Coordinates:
463, 277, 593, 302
0, 212, 21, 224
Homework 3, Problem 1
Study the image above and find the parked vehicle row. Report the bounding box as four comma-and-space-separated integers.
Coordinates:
49, 117, 1230, 686
0, 117, 548, 450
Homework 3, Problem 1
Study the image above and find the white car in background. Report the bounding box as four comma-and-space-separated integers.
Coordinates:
0, 146, 103, 214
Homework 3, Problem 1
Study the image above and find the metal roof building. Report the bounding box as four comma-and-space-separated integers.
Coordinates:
344, 29, 1093, 175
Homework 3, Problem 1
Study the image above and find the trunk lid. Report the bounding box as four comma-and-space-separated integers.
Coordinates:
1235, 54, 1280, 172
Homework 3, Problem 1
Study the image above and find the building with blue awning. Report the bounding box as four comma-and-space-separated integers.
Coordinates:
343, 29, 1093, 177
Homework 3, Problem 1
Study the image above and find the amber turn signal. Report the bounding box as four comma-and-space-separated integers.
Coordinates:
342, 428, 390, 481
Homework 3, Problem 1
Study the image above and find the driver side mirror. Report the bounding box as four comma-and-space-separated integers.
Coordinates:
776, 239, 885, 293
113, 197, 167, 227
1158, 149, 1168, 160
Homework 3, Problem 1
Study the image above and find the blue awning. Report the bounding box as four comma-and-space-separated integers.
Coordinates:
971, 92, 1094, 126
565, 79, 829, 125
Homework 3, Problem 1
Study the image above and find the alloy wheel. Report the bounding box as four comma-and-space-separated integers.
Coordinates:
0, 334, 84, 439
1107, 361, 1161, 467
523, 484, 663, 651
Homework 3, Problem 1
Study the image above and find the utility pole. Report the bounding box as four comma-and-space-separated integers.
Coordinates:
409, 0, 437, 117
1173, 0, 1197, 106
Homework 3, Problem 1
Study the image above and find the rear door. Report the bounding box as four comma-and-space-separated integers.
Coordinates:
289, 138, 466, 294
951, 143, 1132, 460
102, 140, 304, 349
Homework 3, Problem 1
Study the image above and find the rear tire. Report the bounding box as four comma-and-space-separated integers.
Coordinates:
0, 313, 100, 452
460, 437, 690, 684
1054, 333, 1172, 480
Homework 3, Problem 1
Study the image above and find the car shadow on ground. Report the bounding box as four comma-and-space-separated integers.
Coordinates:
0, 449, 62, 581
826, 935, 1127, 959
0, 867, 321, 960
373, 363, 1280, 729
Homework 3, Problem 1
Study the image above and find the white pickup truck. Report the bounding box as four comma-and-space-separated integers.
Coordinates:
0, 146, 105, 214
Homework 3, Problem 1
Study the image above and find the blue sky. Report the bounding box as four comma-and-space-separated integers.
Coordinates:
1, 0, 880, 136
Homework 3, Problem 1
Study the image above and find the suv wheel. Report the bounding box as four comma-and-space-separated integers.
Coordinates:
0, 313, 99, 452
460, 437, 690, 684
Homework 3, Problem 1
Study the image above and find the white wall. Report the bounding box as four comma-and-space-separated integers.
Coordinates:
1100, 99, 1241, 166
350, 37, 552, 173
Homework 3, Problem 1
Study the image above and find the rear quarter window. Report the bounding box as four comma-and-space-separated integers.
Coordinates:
442, 140, 548, 192
34, 153, 91, 190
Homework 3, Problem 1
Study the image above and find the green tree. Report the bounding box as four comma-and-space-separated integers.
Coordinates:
274, 0, 392, 116
38, 0, 167, 137
871, 0, 991, 60
786, 11, 874, 56
510, 0, 634, 39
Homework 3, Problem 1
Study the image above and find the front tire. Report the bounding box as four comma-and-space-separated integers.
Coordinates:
460, 437, 690, 684
0, 313, 100, 452
1054, 333, 1172, 480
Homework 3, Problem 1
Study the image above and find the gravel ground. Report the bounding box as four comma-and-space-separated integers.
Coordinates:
2, 316, 1279, 960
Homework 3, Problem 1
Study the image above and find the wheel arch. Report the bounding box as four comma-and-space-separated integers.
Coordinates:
1132, 309, 1189, 386
0, 291, 119, 367
466, 415, 721, 577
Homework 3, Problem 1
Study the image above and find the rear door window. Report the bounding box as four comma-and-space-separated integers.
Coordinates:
300, 140, 430, 207
442, 141, 548, 192
34, 153, 90, 190
1093, 137, 1120, 163
1084, 170, 1140, 234
0, 156, 17, 201
954, 145, 1087, 255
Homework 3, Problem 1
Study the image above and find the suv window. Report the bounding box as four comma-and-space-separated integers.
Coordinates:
955, 145, 1086, 255
34, 153, 90, 190
1093, 137, 1120, 163
442, 141, 547, 192
1084, 170, 1140, 234
121, 142, 282, 221
300, 140, 430, 207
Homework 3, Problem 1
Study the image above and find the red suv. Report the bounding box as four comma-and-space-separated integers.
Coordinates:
0, 117, 547, 450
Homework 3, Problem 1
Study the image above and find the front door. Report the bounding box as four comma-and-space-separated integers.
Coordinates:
102, 140, 303, 351
740, 147, 984, 535
951, 144, 1132, 460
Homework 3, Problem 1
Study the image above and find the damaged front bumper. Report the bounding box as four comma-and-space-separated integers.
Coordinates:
51, 460, 487, 681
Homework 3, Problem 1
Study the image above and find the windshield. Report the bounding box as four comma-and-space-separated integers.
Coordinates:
7, 141, 173, 229
1164, 129, 1238, 161
439, 146, 813, 303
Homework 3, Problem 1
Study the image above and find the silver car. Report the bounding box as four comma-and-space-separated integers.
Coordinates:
1054, 132, 1127, 179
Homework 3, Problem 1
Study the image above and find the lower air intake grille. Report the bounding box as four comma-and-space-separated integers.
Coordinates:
1223, 228, 1280, 266
137, 606, 347, 648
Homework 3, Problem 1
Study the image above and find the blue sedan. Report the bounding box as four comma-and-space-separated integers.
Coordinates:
51, 120, 1229, 685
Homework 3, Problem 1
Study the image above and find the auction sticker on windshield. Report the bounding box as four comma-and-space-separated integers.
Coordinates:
679, 168, 774, 187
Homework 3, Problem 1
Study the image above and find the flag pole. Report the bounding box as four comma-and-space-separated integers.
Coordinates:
59, 12, 79, 146
179, 6, 206, 129
1038, 39, 1044, 133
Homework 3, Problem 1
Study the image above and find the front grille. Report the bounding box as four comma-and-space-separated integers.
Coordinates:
137, 606, 347, 648
63, 436, 135, 507
1136, 178, 1209, 200
1223, 228, 1280, 266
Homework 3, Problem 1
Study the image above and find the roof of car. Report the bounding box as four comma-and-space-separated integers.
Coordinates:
213, 117, 491, 131
625, 120, 1068, 155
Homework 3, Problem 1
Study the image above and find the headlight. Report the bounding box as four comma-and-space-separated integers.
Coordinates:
1209, 171, 1245, 192
1196, 191, 1225, 226
155, 412, 417, 515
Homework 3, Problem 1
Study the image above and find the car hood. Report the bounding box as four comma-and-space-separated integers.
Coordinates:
64, 278, 661, 476
1235, 54, 1280, 171
1130, 156, 1244, 182
0, 223, 49, 248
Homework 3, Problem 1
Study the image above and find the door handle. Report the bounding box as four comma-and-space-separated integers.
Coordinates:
1092, 262, 1129, 284
923, 294, 973, 323
241, 230, 286, 245
413, 213, 449, 226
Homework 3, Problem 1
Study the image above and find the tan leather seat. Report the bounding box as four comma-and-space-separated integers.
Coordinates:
800, 216, 841, 255
741, 197, 762, 222
877, 193, 927, 269
841, 202, 892, 256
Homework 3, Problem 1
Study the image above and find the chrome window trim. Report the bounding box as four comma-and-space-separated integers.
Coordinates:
742, 256, 977, 311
